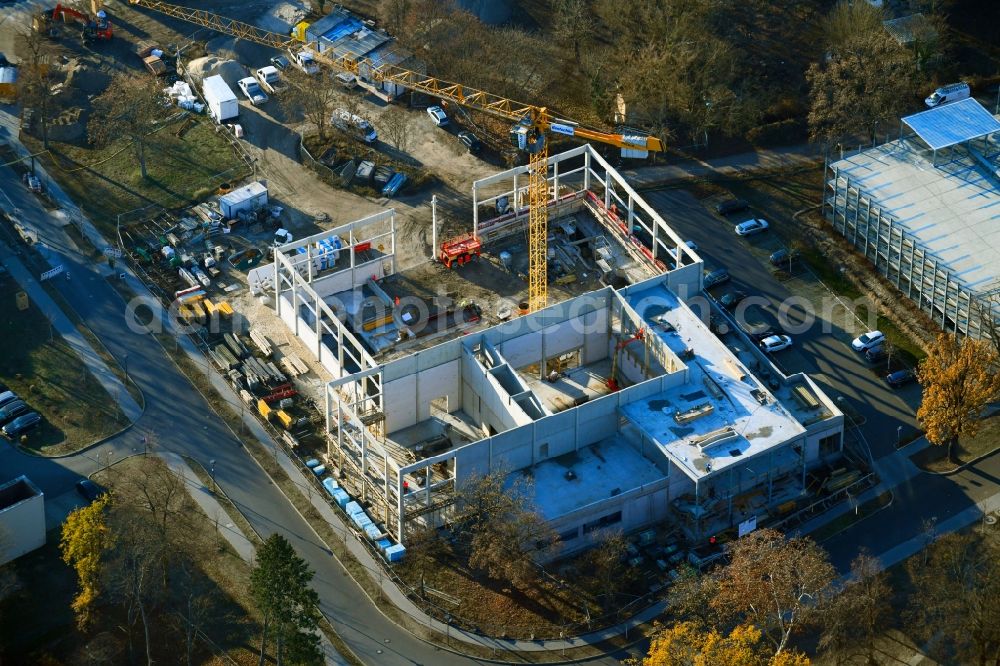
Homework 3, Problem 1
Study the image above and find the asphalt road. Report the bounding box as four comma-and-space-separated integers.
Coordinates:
642, 188, 920, 461
0, 144, 641, 663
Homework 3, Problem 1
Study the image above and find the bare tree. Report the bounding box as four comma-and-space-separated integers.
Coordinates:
551, 0, 594, 65
17, 28, 59, 150
905, 531, 1000, 665
712, 529, 836, 654
281, 68, 339, 140
453, 470, 558, 589
379, 110, 413, 153
819, 551, 894, 665
105, 509, 167, 666
88, 73, 167, 179
807, 31, 921, 144
378, 0, 413, 38
582, 530, 633, 613
823, 0, 886, 52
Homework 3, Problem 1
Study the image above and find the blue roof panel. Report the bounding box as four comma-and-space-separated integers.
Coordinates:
902, 98, 1000, 151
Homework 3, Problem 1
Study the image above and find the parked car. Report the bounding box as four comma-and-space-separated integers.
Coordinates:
719, 291, 747, 310
925, 82, 970, 108
865, 345, 888, 363
457, 130, 481, 153
703, 268, 730, 288
237, 77, 268, 105
851, 330, 884, 352
331, 108, 377, 143
270, 55, 290, 71
886, 369, 916, 387
22, 172, 42, 193
715, 198, 748, 215
0, 390, 17, 408
769, 248, 799, 266
760, 334, 793, 353
75, 479, 105, 502
2, 411, 39, 438
734, 218, 769, 236
426, 105, 449, 127
748, 329, 778, 344
0, 399, 29, 425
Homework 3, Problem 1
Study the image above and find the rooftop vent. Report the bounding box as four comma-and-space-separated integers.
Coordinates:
693, 426, 739, 451
674, 401, 714, 424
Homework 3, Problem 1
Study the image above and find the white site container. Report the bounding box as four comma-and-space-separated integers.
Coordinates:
202, 75, 239, 122
219, 181, 268, 219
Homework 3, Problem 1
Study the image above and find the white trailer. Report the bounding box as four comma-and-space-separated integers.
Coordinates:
202, 75, 239, 122
220, 182, 268, 219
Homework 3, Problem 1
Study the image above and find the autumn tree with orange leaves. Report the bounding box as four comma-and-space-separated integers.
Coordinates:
638, 621, 811, 666
916, 334, 1000, 463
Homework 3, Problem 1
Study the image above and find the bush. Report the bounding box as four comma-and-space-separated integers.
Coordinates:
746, 118, 808, 147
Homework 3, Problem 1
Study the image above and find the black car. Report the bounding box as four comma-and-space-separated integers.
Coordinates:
769, 248, 800, 266
704, 268, 730, 289
3, 411, 40, 438
719, 291, 747, 310
715, 198, 748, 215
0, 399, 29, 426
457, 131, 482, 154
76, 479, 106, 503
270, 55, 290, 71
886, 369, 916, 387
865, 345, 888, 363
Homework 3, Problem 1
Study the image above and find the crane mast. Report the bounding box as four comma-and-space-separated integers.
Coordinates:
127, 0, 665, 312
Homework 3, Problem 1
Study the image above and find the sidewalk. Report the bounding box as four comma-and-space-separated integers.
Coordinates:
0, 242, 143, 423
160, 451, 257, 562
159, 451, 349, 666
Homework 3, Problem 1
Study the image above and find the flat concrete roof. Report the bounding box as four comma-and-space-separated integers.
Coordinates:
830, 136, 1000, 293
621, 283, 805, 482
519, 436, 666, 521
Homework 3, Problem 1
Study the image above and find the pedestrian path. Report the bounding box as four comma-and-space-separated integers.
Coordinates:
160, 451, 257, 562
0, 242, 143, 423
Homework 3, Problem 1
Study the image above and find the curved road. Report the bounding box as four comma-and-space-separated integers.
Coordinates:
0, 152, 633, 664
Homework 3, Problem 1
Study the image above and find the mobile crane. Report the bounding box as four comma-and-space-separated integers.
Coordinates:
126, 0, 664, 312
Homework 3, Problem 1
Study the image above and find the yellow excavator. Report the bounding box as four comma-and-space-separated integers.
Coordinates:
127, 0, 665, 312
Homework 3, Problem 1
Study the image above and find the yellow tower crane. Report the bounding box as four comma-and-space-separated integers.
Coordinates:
127, 0, 664, 311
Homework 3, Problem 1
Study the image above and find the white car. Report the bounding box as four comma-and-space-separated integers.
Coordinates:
760, 334, 793, 353
851, 330, 884, 352
734, 218, 769, 236
426, 105, 449, 127
237, 77, 268, 106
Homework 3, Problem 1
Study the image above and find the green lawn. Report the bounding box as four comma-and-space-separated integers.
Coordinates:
0, 275, 127, 455
24, 115, 249, 237
912, 413, 1000, 473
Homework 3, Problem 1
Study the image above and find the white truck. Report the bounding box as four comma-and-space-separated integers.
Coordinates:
332, 108, 377, 143
202, 75, 238, 122
237, 77, 269, 106
290, 50, 319, 75
254, 66, 286, 95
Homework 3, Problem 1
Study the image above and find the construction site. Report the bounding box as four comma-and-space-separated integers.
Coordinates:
3, 0, 864, 570
262, 144, 848, 556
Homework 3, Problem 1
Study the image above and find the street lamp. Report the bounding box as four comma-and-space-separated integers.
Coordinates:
105, 449, 114, 471
897, 425, 903, 448
210, 459, 216, 493
123, 352, 129, 382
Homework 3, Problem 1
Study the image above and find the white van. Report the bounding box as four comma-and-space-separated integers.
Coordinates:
925, 82, 970, 108
331, 108, 377, 143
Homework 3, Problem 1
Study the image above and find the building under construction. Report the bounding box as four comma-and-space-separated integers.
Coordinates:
268, 146, 844, 550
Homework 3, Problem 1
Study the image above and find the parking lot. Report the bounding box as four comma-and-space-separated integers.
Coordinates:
643, 188, 920, 460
